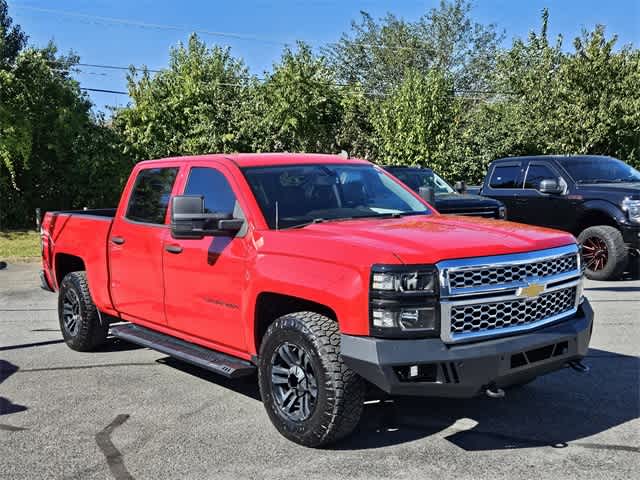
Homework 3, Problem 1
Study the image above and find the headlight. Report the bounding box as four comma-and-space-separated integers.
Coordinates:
622, 198, 640, 224
370, 266, 439, 338
371, 270, 436, 293
498, 205, 507, 219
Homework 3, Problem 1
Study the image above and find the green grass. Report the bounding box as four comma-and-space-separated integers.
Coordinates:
0, 231, 41, 260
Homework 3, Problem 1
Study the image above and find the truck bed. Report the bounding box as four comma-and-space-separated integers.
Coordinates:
41, 209, 116, 315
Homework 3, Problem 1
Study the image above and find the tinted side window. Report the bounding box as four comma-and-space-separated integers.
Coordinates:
184, 167, 237, 215
126, 167, 178, 224
489, 165, 521, 188
524, 164, 556, 189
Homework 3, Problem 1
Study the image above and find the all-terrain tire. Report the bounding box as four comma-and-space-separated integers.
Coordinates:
58, 271, 109, 351
258, 312, 365, 447
577, 225, 628, 281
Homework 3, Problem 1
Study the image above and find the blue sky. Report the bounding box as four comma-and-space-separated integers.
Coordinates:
7, 0, 639, 112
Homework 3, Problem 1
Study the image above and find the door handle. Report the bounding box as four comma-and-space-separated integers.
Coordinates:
111, 236, 125, 245
165, 244, 183, 254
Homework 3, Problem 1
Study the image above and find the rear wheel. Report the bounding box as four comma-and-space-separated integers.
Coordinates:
258, 312, 365, 447
578, 226, 627, 281
58, 271, 109, 351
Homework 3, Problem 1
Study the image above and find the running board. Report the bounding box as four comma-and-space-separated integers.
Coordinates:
110, 324, 256, 378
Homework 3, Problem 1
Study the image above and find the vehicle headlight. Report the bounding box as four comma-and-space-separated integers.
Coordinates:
370, 266, 439, 338
622, 198, 640, 224
498, 205, 507, 219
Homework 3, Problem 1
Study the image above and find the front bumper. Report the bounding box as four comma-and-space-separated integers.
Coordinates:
621, 223, 640, 249
342, 300, 594, 398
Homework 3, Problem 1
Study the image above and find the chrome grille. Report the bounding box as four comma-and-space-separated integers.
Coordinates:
450, 287, 576, 335
437, 245, 583, 343
448, 254, 577, 290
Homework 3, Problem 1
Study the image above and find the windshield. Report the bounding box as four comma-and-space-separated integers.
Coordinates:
388, 169, 455, 195
557, 157, 640, 184
242, 164, 431, 229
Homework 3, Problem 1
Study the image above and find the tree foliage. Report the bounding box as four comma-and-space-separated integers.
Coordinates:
325, 0, 503, 93
0, 0, 126, 228
1, 0, 639, 228
114, 34, 250, 161
240, 42, 343, 153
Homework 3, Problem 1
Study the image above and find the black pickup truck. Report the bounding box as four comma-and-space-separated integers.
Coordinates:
474, 155, 640, 280
384, 166, 506, 219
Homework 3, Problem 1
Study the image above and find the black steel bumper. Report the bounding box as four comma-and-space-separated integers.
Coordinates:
342, 300, 594, 398
40, 270, 54, 292
621, 223, 640, 249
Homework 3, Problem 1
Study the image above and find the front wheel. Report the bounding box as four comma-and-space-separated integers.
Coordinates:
258, 312, 365, 447
577, 225, 628, 281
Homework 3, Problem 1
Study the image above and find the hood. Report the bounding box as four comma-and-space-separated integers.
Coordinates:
577, 182, 640, 199
434, 193, 502, 212
260, 214, 576, 267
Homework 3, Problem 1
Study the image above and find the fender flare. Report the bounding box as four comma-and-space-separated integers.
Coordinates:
578, 200, 625, 231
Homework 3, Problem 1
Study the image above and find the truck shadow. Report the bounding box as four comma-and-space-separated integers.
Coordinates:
334, 348, 639, 451
155, 348, 638, 452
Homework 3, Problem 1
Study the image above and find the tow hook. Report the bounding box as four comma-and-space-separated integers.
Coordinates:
485, 383, 505, 399
567, 360, 590, 373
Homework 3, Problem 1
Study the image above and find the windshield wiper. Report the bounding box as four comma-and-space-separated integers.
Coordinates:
281, 211, 427, 229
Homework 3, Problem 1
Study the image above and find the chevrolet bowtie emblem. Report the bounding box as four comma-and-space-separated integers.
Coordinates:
518, 282, 545, 299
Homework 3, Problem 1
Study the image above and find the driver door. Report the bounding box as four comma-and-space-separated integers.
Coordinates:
162, 162, 250, 354
520, 161, 571, 230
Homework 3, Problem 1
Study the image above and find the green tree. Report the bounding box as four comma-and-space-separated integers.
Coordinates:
326, 0, 503, 94
372, 68, 460, 176
461, 10, 640, 179
241, 42, 343, 153
114, 34, 250, 161
1, 0, 126, 228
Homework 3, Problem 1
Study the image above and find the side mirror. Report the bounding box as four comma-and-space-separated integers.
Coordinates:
418, 186, 436, 205
538, 179, 563, 195
170, 195, 244, 239
454, 181, 467, 194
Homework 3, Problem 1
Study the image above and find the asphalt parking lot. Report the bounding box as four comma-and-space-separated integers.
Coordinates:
1, 262, 638, 480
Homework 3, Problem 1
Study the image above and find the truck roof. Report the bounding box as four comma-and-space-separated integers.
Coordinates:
137, 153, 370, 168
492, 154, 614, 164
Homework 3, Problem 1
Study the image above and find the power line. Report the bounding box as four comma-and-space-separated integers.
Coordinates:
81, 87, 128, 95
13, 4, 291, 46
14, 4, 450, 53
58, 61, 507, 96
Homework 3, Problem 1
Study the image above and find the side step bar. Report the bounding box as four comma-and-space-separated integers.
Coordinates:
110, 324, 256, 378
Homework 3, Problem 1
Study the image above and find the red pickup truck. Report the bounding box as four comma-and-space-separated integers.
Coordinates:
40, 153, 593, 447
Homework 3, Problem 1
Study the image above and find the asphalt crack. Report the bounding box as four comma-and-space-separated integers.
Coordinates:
95, 414, 134, 480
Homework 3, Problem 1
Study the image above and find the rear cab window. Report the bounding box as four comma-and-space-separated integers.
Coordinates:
126, 167, 179, 224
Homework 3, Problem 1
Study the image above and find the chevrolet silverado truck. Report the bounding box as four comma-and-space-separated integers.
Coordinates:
474, 155, 640, 280
40, 153, 593, 447
384, 165, 506, 219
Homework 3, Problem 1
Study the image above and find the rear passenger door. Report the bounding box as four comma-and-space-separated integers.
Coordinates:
109, 165, 180, 325
481, 161, 525, 221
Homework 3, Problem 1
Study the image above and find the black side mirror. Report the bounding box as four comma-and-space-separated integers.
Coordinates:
538, 179, 563, 195
454, 181, 467, 194
418, 186, 436, 205
170, 195, 244, 239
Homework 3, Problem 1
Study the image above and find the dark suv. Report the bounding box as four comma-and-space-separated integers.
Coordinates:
385, 166, 506, 219
477, 155, 640, 280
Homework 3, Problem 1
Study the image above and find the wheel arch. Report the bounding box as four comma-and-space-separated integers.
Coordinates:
253, 292, 338, 355
576, 201, 625, 236
55, 253, 86, 287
